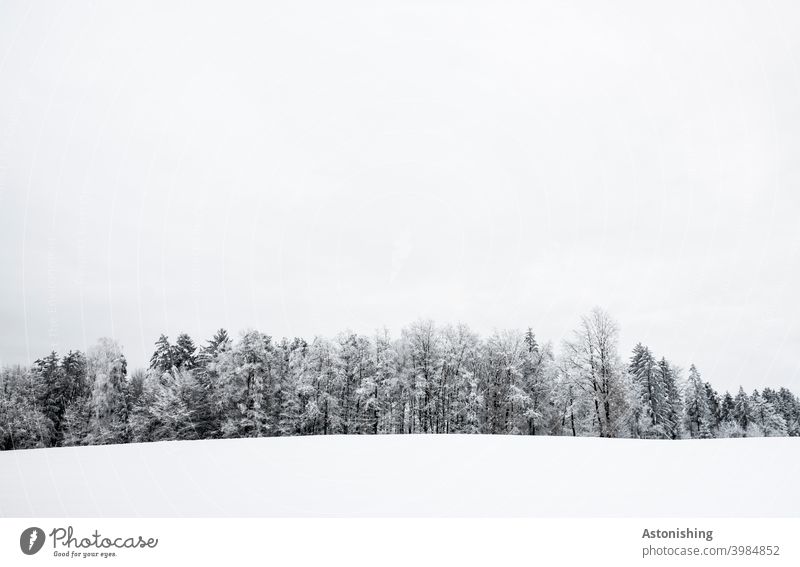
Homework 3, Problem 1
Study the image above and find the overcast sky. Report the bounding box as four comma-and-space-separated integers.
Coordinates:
1, 0, 799, 392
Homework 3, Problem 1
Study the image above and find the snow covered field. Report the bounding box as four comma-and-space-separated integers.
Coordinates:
1, 436, 798, 517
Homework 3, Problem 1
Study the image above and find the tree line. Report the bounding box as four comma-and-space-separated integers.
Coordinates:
1, 308, 798, 450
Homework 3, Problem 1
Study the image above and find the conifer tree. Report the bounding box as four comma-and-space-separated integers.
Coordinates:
657, 358, 682, 439
684, 365, 711, 438
751, 389, 786, 437
720, 391, 735, 423
33, 352, 64, 446
149, 335, 174, 373
733, 386, 752, 434
703, 382, 721, 434
173, 333, 198, 370
629, 344, 662, 437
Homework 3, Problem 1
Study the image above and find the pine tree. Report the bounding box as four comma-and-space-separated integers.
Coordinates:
776, 387, 800, 436
191, 328, 231, 438
684, 365, 711, 438
521, 329, 554, 436
173, 333, 198, 370
149, 335, 174, 373
629, 344, 662, 437
751, 389, 786, 437
657, 358, 682, 439
703, 382, 721, 434
33, 352, 64, 446
733, 386, 752, 434
720, 391, 735, 422
198, 329, 230, 368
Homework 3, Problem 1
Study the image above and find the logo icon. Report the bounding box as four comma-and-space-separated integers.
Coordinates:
20, 527, 46, 555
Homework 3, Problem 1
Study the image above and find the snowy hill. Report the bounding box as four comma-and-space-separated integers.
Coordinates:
1, 435, 798, 517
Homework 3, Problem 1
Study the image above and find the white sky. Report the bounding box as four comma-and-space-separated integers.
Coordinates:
1, 0, 799, 393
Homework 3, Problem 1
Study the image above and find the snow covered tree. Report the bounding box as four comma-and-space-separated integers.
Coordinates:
304, 336, 340, 435
719, 391, 735, 422
149, 335, 174, 373
520, 329, 555, 435
482, 329, 527, 434
214, 330, 275, 437
684, 365, 711, 438
198, 329, 231, 368
774, 387, 800, 436
272, 337, 305, 435
368, 328, 397, 434
130, 367, 205, 442
560, 308, 627, 437
703, 382, 721, 435
715, 391, 739, 437
437, 323, 479, 434
186, 328, 232, 438
56, 351, 92, 446
628, 344, 663, 438
86, 338, 130, 445
718, 418, 745, 438
401, 320, 441, 434
173, 333, 198, 370
733, 386, 752, 434
336, 333, 368, 434
750, 389, 786, 437
0, 366, 53, 449
657, 358, 682, 439
32, 352, 65, 446
34, 350, 90, 445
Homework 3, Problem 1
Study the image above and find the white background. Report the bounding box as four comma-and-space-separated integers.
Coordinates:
1, 518, 798, 566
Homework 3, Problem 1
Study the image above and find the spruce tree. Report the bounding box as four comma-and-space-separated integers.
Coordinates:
629, 344, 665, 437
657, 358, 682, 439
703, 382, 721, 434
684, 365, 711, 438
733, 386, 752, 433
149, 335, 174, 373
173, 333, 198, 370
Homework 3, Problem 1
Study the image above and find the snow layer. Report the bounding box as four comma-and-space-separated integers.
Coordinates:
1, 436, 797, 517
